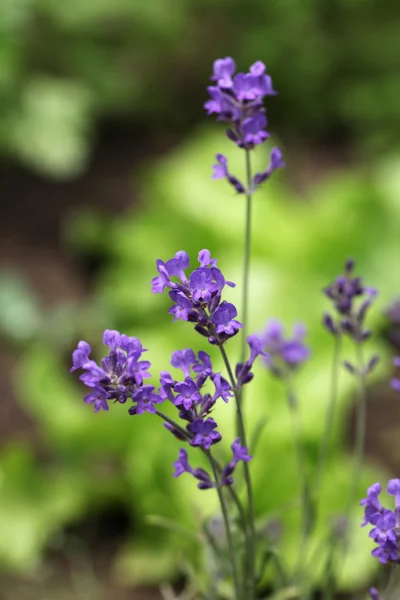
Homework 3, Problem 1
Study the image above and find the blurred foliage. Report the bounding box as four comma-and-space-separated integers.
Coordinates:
3, 128, 400, 589
0, 0, 399, 177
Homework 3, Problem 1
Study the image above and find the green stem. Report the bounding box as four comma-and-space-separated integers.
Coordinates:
316, 336, 341, 500
384, 563, 398, 600
286, 384, 311, 582
155, 409, 248, 539
208, 453, 242, 600
240, 148, 253, 364
346, 343, 367, 518
218, 343, 256, 599
339, 342, 367, 579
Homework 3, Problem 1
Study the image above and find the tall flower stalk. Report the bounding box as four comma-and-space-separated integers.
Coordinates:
205, 57, 285, 597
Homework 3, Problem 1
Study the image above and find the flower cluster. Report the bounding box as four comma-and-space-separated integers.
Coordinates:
159, 347, 233, 445
151, 249, 242, 344
323, 259, 377, 342
70, 330, 152, 413
241, 320, 309, 380
205, 57, 285, 193
174, 438, 251, 490
361, 480, 400, 564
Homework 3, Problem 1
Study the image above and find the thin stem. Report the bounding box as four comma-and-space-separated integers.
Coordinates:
218, 343, 256, 599
208, 454, 242, 600
286, 384, 312, 582
155, 409, 248, 539
346, 343, 367, 517
240, 148, 253, 364
339, 342, 367, 579
316, 335, 341, 499
384, 563, 398, 600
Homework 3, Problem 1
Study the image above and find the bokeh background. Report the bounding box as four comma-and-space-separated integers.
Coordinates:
1, 0, 400, 598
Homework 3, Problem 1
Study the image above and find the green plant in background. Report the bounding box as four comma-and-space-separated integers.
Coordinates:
0, 0, 399, 177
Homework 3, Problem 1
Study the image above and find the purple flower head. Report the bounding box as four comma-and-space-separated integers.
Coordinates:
190, 418, 222, 450
132, 385, 163, 415
192, 350, 213, 376
323, 260, 377, 342
252, 147, 286, 189
211, 154, 246, 194
174, 378, 202, 410
168, 290, 193, 322
171, 349, 196, 378
258, 320, 310, 377
71, 330, 151, 414
173, 449, 214, 490
369, 588, 380, 600
231, 438, 252, 464
242, 114, 269, 147
174, 448, 196, 477
221, 438, 252, 486
71, 341, 91, 372
152, 251, 190, 296
205, 57, 283, 190
151, 260, 172, 294
212, 301, 242, 336
198, 249, 217, 268
211, 57, 236, 88
190, 268, 218, 303
102, 329, 121, 351
126, 354, 151, 386
212, 372, 233, 403
83, 386, 109, 412
235, 333, 270, 387
166, 251, 190, 284
361, 480, 400, 563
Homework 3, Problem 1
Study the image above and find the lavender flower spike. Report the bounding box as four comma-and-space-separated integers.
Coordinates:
205, 57, 284, 192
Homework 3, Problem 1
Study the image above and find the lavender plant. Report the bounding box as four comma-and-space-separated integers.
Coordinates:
70, 58, 394, 599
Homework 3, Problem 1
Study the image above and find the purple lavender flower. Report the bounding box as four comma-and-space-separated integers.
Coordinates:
235, 334, 270, 387
152, 250, 241, 344
70, 330, 153, 414
132, 385, 163, 415
173, 448, 214, 490
205, 57, 284, 191
252, 148, 286, 189
242, 114, 269, 147
221, 438, 252, 486
174, 378, 202, 410
211, 372, 232, 403
192, 350, 213, 375
71, 341, 91, 372
323, 259, 377, 342
190, 268, 218, 303
171, 349, 196, 378
212, 301, 242, 336
247, 320, 309, 379
361, 479, 400, 563
190, 418, 222, 450
174, 448, 196, 477
83, 386, 109, 413
212, 155, 245, 194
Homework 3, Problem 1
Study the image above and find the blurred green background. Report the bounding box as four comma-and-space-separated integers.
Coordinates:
0, 0, 400, 597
